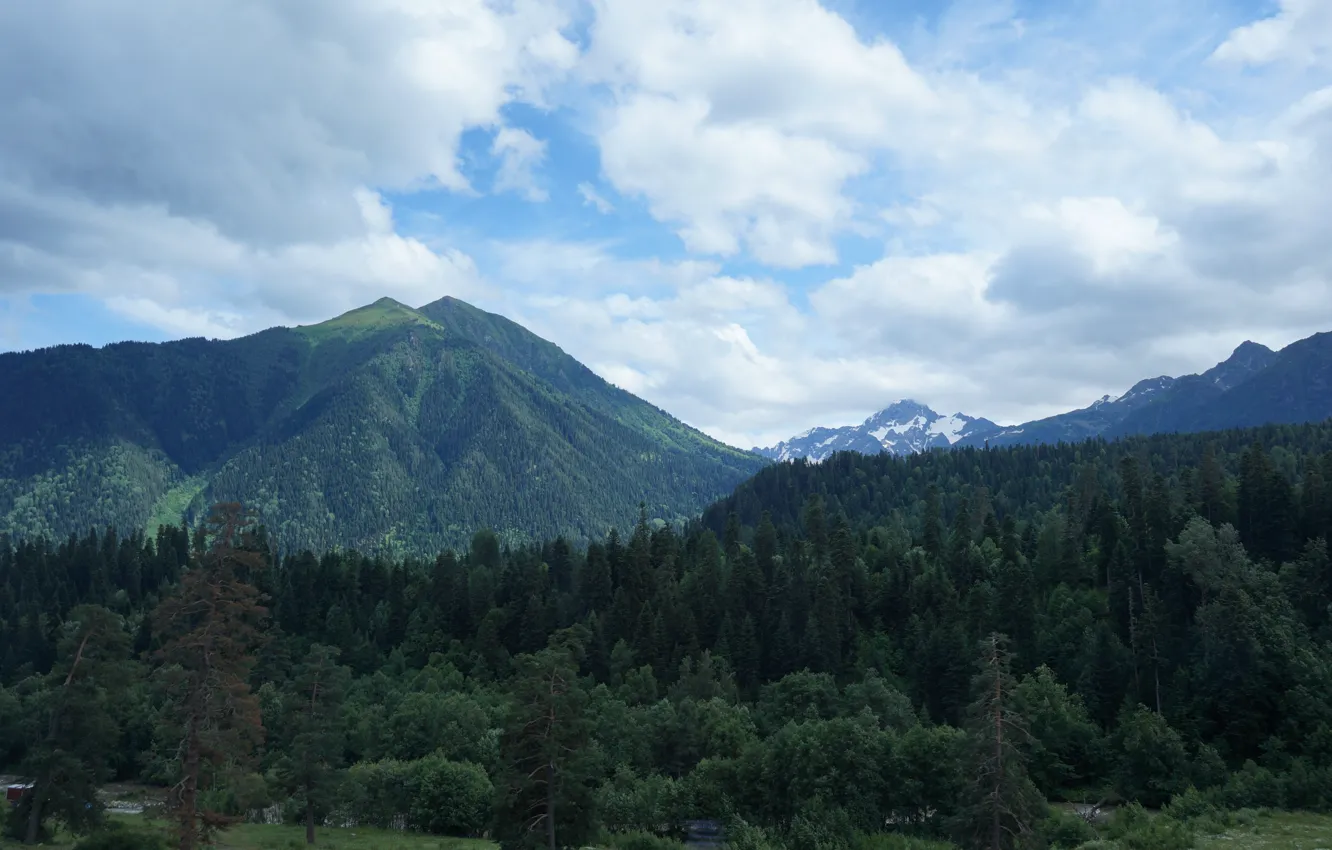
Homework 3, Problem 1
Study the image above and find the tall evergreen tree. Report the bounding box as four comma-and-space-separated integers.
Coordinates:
153, 503, 270, 850
495, 631, 597, 850
13, 605, 131, 845
275, 644, 350, 845
950, 633, 1046, 850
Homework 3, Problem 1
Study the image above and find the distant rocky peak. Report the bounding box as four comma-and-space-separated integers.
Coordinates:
1202, 341, 1276, 390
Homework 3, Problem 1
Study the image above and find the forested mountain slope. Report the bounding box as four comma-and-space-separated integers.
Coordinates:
3, 421, 1332, 848
966, 333, 1330, 449
0, 297, 764, 554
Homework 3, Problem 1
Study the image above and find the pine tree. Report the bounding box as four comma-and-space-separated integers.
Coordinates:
495, 631, 596, 850
15, 605, 131, 845
951, 633, 1046, 850
276, 644, 350, 845
153, 503, 270, 850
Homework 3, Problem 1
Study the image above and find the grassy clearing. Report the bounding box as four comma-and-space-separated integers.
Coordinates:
1197, 810, 1332, 850
0, 814, 496, 850
215, 822, 494, 850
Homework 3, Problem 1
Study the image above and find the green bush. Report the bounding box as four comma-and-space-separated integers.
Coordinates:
1160, 786, 1219, 822
1038, 808, 1098, 848
723, 817, 788, 850
1103, 804, 1195, 850
787, 811, 854, 850
1215, 761, 1286, 810
405, 754, 492, 836
339, 753, 493, 836
606, 830, 686, 849
597, 769, 687, 835
852, 833, 959, 849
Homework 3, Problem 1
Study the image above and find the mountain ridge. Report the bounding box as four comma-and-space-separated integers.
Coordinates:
762, 333, 1328, 460
0, 297, 766, 555
756, 399, 1000, 462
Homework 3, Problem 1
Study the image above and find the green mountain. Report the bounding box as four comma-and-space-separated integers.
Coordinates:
0, 297, 765, 554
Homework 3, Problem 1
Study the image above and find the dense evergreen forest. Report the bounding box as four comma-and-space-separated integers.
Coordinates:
0, 296, 763, 555
4, 422, 1332, 849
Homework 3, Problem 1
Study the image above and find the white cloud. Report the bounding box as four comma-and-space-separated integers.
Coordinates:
577, 182, 614, 213
0, 0, 575, 326
6, 0, 1332, 451
1212, 0, 1332, 67
491, 127, 549, 202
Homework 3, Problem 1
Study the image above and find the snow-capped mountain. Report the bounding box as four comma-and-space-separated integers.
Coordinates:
756, 400, 1001, 462
751, 337, 1317, 463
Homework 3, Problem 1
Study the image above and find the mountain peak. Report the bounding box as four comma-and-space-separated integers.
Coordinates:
1232, 340, 1272, 356
760, 399, 1000, 462
298, 297, 440, 341
1202, 340, 1277, 391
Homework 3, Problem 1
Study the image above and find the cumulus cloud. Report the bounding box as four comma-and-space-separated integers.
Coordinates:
492, 128, 550, 202
4, 0, 1332, 449
527, 0, 1332, 444
0, 0, 576, 327
1212, 0, 1332, 67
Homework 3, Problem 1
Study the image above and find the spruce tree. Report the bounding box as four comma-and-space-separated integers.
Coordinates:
495, 630, 596, 850
275, 644, 350, 845
951, 633, 1046, 850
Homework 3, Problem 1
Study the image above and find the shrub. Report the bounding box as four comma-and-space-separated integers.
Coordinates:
339, 753, 492, 836
607, 830, 686, 849
405, 754, 492, 836
1038, 808, 1098, 848
1104, 804, 1195, 850
852, 833, 960, 849
723, 817, 788, 850
1216, 761, 1285, 810
597, 769, 687, 835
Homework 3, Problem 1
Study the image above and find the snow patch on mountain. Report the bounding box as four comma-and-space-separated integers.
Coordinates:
757, 400, 1001, 462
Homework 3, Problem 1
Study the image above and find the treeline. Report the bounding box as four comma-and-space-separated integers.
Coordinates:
3, 422, 1332, 849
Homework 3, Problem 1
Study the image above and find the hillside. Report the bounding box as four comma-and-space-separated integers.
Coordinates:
966, 336, 1321, 448
0, 297, 764, 554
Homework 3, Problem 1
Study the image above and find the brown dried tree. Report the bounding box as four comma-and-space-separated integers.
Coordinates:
153, 503, 270, 850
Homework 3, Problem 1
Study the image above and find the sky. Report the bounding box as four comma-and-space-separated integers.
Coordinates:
1, 0, 1331, 450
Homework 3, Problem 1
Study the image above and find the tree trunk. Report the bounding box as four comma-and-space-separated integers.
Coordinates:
26, 704, 65, 844
992, 668, 1003, 850
545, 762, 556, 850
179, 716, 201, 850
305, 780, 316, 845
23, 786, 45, 845
1153, 654, 1163, 715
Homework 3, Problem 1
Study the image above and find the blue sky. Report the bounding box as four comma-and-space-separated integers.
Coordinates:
1, 0, 1330, 447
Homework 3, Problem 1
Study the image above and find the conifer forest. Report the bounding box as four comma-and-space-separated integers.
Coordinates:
5, 422, 1332, 849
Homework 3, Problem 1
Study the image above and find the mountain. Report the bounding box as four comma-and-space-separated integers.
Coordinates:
958, 374, 1183, 449
757, 400, 1001, 462
960, 339, 1286, 448
0, 297, 765, 554
763, 333, 1326, 461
